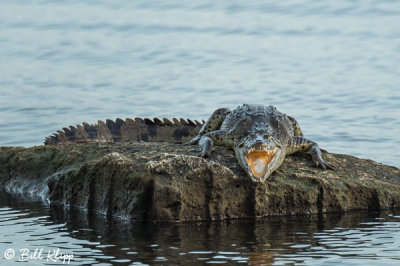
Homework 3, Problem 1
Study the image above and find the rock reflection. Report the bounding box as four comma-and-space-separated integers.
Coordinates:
1, 190, 399, 265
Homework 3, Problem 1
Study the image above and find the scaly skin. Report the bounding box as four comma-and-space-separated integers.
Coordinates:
45, 104, 333, 182
45, 117, 204, 145
185, 104, 333, 182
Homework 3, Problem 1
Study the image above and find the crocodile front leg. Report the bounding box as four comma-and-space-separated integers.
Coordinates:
287, 136, 334, 170
184, 107, 231, 146
197, 130, 233, 157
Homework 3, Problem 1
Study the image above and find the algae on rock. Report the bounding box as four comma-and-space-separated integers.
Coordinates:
0, 143, 399, 222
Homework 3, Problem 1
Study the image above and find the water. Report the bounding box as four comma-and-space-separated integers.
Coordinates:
1, 1, 400, 265
0, 0, 399, 167
1, 191, 400, 265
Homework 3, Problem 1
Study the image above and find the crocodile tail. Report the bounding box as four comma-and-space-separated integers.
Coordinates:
44, 117, 204, 145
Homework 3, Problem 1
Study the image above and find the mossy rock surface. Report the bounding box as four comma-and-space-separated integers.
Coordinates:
0, 143, 399, 222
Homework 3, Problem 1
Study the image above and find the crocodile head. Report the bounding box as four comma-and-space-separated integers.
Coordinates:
234, 131, 286, 182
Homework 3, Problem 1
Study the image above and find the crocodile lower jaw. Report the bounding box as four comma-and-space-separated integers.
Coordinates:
245, 150, 275, 179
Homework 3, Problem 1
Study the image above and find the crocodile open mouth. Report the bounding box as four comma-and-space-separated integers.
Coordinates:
245, 149, 275, 179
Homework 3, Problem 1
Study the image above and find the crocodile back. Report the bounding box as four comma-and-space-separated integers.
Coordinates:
220, 104, 294, 145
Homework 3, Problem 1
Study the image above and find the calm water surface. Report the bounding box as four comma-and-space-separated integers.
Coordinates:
0, 0, 400, 265
0, 0, 399, 166
1, 191, 400, 265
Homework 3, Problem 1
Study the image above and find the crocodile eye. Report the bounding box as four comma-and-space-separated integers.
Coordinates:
264, 134, 273, 140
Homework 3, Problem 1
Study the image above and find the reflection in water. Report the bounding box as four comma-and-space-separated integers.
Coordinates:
1, 190, 400, 265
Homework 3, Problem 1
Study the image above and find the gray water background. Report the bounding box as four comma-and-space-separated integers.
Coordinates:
1, 1, 400, 265
0, 0, 399, 167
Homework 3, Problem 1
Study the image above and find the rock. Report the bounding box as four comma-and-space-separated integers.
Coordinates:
0, 142, 399, 222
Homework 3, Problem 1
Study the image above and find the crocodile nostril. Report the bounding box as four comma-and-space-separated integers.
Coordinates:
255, 139, 263, 145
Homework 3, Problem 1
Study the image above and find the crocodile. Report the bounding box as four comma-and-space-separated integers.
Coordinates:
45, 104, 333, 182
185, 104, 333, 182
44, 117, 204, 145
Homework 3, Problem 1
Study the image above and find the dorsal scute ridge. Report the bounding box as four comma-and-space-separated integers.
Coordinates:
44, 116, 204, 145
172, 118, 180, 125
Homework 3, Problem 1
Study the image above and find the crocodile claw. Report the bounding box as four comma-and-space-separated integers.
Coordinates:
311, 145, 335, 171
197, 151, 209, 158
323, 162, 335, 171
315, 160, 335, 171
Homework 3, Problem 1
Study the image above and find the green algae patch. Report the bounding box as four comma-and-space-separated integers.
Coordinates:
1, 142, 400, 222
